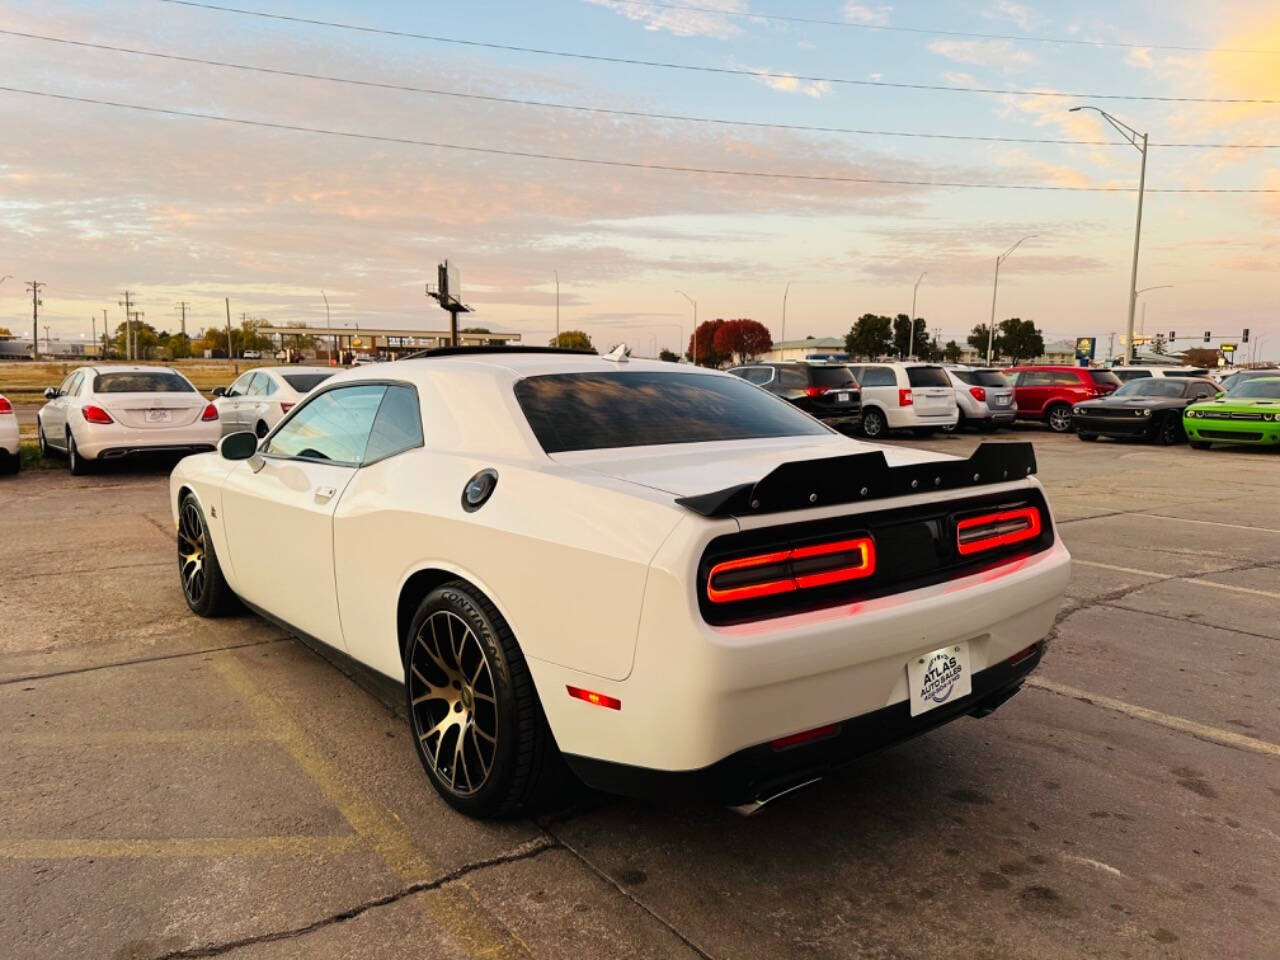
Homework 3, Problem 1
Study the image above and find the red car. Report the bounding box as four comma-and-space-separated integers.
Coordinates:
1004, 365, 1122, 433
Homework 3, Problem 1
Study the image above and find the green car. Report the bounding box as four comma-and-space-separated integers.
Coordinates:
1184, 376, 1280, 449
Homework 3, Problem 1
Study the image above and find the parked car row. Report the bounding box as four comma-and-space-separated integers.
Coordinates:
31, 364, 333, 474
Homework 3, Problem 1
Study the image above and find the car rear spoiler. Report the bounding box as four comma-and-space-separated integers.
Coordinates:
674, 442, 1038, 518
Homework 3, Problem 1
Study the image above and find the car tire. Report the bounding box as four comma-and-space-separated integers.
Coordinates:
1155, 415, 1183, 446
0, 454, 17, 475
255, 420, 269, 439
1045, 404, 1074, 433
67, 432, 93, 475
940, 407, 963, 433
178, 493, 239, 617
1189, 440, 1212, 450
860, 408, 886, 439
1078, 432, 1098, 442
404, 580, 567, 819
38, 420, 52, 459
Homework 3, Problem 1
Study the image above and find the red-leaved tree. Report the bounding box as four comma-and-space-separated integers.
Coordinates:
713, 318, 773, 365
688, 319, 726, 367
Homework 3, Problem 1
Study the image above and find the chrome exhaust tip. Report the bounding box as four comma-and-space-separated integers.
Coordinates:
727, 777, 823, 816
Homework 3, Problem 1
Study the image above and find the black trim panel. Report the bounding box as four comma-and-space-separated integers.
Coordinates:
565, 644, 1044, 807
676, 441, 1037, 518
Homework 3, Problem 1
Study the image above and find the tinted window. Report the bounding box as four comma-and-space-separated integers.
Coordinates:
1051, 371, 1083, 386
906, 366, 950, 388
1019, 371, 1051, 386
1090, 370, 1122, 388
1115, 379, 1185, 398
971, 370, 1010, 387
1228, 379, 1280, 399
859, 366, 897, 387
93, 372, 195, 393
363, 385, 424, 463
1113, 369, 1151, 381
514, 372, 831, 454
778, 367, 808, 389
283, 373, 334, 393
811, 367, 857, 388
266, 384, 386, 463
1163, 370, 1205, 377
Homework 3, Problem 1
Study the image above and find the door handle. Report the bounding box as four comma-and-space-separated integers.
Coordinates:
314, 485, 337, 502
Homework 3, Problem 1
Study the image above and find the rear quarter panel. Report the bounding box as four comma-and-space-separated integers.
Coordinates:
332, 450, 685, 682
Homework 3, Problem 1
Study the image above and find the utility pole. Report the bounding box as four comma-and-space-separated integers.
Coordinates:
781, 281, 793, 345
1069, 106, 1147, 365
130, 311, 145, 360
554, 271, 560, 343
118, 290, 135, 360
101, 309, 109, 358
176, 301, 189, 338
91, 315, 96, 355
26, 281, 45, 359
675, 290, 696, 363
43, 325, 51, 355
908, 272, 926, 361
225, 297, 234, 361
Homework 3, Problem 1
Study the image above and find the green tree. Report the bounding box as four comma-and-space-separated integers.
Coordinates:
658, 348, 680, 362
891, 314, 931, 359
844, 314, 893, 360
550, 329, 594, 351
998, 317, 1044, 365
112, 320, 160, 359
0, 327, 12, 338
943, 339, 963, 363
967, 324, 994, 359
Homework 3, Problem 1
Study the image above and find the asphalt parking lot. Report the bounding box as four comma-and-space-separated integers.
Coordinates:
2, 428, 1277, 959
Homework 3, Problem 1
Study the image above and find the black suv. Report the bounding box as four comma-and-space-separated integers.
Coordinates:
728, 362, 862, 431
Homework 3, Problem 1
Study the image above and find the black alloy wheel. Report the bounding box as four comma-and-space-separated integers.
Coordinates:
405, 581, 566, 818
1045, 404, 1074, 433
861, 408, 886, 439
178, 494, 238, 616
1155, 414, 1183, 446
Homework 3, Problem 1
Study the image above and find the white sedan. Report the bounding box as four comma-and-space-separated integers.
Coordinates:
38, 365, 220, 475
170, 349, 1070, 818
0, 394, 19, 474
212, 366, 334, 438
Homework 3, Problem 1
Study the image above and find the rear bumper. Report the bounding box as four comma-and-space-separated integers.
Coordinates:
0, 428, 17, 457
75, 422, 222, 460
565, 643, 1043, 806
96, 443, 217, 459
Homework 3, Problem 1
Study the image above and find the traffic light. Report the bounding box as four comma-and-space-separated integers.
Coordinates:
1204, 331, 1211, 343
1243, 328, 1250, 343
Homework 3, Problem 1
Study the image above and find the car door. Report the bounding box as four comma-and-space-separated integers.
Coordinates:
217, 372, 255, 432
219, 383, 387, 649
1014, 370, 1051, 416
43, 371, 82, 443
242, 372, 277, 435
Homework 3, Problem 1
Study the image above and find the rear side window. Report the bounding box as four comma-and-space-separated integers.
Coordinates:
971, 370, 1010, 388
859, 366, 897, 387
93, 372, 195, 393
778, 367, 808, 389
906, 366, 950, 388
811, 367, 857, 388
363, 385, 424, 463
514, 371, 831, 454
283, 373, 333, 392
1089, 370, 1121, 388
266, 384, 386, 464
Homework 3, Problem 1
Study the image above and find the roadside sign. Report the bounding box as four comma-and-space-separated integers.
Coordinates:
1074, 337, 1096, 364
1221, 343, 1237, 354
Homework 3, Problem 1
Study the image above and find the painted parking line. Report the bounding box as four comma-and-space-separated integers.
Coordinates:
0, 835, 362, 859
1073, 559, 1280, 601
1131, 513, 1280, 535
212, 654, 533, 959
0, 729, 272, 748
1027, 677, 1280, 759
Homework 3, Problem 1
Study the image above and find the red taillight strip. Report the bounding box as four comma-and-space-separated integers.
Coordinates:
0, 396, 12, 414
707, 536, 875, 603
81, 404, 114, 424
956, 506, 1042, 556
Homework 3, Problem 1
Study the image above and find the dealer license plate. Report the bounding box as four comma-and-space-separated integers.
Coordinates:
907, 641, 973, 717
146, 409, 172, 423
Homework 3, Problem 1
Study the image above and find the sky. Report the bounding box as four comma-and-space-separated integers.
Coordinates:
1, 0, 1278, 360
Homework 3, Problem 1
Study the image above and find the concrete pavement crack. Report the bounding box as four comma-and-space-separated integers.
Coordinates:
0, 636, 290, 686
148, 836, 559, 960
540, 824, 719, 960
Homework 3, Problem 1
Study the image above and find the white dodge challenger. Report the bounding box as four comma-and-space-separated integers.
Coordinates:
171, 348, 1070, 818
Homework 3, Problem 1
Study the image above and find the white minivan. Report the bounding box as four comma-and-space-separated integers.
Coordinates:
847, 362, 960, 438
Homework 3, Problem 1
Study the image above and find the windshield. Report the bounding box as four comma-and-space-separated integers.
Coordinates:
810, 366, 857, 388
906, 366, 950, 388
1227, 379, 1280, 400
514, 371, 832, 453
1114, 379, 1186, 398
282, 373, 333, 393
93, 372, 195, 393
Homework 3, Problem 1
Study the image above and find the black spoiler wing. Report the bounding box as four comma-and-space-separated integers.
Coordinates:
674, 441, 1037, 518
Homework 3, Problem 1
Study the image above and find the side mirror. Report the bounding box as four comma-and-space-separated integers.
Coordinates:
211, 386, 227, 398
1216, 392, 1224, 399
44, 387, 57, 400
219, 431, 259, 461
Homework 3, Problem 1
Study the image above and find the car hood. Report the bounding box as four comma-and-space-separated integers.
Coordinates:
551, 435, 955, 498
1187, 398, 1280, 414
1080, 396, 1187, 410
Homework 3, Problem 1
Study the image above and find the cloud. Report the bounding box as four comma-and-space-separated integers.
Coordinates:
751, 71, 833, 98
982, 1, 1039, 31
842, 3, 892, 26
928, 39, 1036, 68
1124, 47, 1154, 70
583, 0, 747, 39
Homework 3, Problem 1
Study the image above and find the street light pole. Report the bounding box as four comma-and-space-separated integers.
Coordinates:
986, 236, 1037, 365
675, 289, 696, 363
1070, 105, 1147, 365
908, 272, 925, 360
781, 281, 793, 345
1132, 284, 1173, 356
554, 271, 560, 344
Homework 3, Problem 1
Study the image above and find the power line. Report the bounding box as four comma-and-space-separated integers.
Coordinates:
600, 0, 1280, 56
5, 28, 1275, 150
3, 84, 1275, 193
155, 1, 1280, 105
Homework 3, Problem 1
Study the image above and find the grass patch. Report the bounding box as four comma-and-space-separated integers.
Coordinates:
0, 359, 275, 404
18, 439, 60, 470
